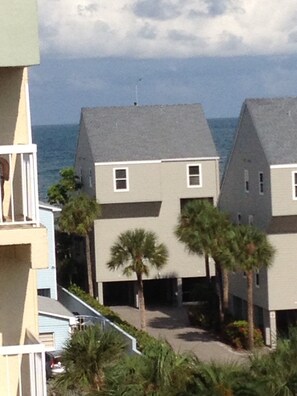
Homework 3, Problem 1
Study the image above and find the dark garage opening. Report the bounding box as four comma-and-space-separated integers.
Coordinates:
182, 277, 210, 302
143, 278, 176, 306
103, 281, 135, 306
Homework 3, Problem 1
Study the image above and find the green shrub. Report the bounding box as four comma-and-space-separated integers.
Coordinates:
68, 284, 160, 352
223, 320, 264, 350
187, 301, 220, 330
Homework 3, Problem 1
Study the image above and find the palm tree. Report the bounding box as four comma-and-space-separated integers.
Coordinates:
107, 229, 168, 330
230, 225, 275, 350
250, 327, 297, 395
103, 339, 198, 395
51, 325, 126, 394
193, 361, 254, 396
58, 193, 101, 297
175, 199, 234, 322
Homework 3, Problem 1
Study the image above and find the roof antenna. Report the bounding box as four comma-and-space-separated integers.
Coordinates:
134, 78, 142, 106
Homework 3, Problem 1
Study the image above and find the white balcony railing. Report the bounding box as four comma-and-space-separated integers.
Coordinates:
0, 333, 47, 396
0, 144, 40, 226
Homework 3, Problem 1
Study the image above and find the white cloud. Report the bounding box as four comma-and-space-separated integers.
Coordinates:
37, 0, 297, 58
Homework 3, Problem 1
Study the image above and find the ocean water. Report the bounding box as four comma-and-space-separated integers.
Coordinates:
32, 118, 238, 202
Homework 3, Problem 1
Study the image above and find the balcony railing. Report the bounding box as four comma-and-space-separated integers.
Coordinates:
0, 332, 47, 396
0, 144, 39, 226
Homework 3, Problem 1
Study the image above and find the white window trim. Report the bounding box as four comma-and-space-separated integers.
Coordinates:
244, 169, 249, 193
113, 167, 129, 192
187, 164, 202, 188
292, 171, 297, 200
259, 171, 264, 195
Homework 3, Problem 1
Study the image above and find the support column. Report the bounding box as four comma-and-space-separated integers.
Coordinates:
269, 310, 277, 349
97, 282, 104, 304
133, 281, 139, 308
263, 309, 277, 348
176, 278, 183, 307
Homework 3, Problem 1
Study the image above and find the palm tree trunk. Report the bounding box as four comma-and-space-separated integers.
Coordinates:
222, 268, 229, 313
215, 261, 224, 325
247, 270, 254, 350
85, 233, 94, 297
137, 274, 146, 330
205, 254, 211, 283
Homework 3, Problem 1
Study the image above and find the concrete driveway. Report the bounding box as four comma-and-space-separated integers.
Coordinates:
111, 305, 249, 364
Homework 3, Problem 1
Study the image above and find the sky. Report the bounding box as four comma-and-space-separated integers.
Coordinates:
30, 0, 297, 125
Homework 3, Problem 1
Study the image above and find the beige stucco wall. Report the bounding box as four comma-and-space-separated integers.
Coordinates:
228, 233, 297, 313
271, 167, 297, 216
0, 0, 40, 66
96, 159, 219, 204
0, 68, 31, 145
95, 159, 219, 282
0, 245, 39, 346
267, 234, 297, 310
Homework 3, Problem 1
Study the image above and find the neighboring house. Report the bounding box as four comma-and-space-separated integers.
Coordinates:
38, 203, 61, 300
75, 104, 220, 306
0, 1, 48, 395
38, 296, 76, 351
219, 97, 297, 347
37, 203, 77, 351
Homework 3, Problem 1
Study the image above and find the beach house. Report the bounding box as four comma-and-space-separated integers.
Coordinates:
75, 104, 220, 307
0, 1, 49, 394
219, 97, 297, 346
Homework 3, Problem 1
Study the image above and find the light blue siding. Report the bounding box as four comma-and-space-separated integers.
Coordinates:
38, 206, 58, 299
39, 314, 70, 351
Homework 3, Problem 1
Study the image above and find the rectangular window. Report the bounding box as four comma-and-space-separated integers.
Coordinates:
88, 168, 92, 188
248, 215, 254, 225
114, 168, 129, 191
38, 288, 51, 298
255, 270, 260, 287
187, 164, 202, 187
259, 172, 264, 195
237, 213, 242, 225
244, 169, 249, 193
292, 171, 297, 200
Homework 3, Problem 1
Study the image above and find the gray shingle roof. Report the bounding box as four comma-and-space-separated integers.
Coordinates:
38, 296, 74, 318
80, 104, 218, 162
246, 97, 297, 165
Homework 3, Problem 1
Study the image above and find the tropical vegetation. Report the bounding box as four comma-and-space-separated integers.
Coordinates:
175, 199, 235, 323
47, 167, 101, 296
106, 228, 168, 330
58, 193, 101, 296
48, 319, 297, 396
176, 199, 275, 350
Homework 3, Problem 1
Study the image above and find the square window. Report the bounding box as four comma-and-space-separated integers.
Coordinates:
187, 164, 201, 187
248, 215, 254, 225
114, 168, 129, 191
